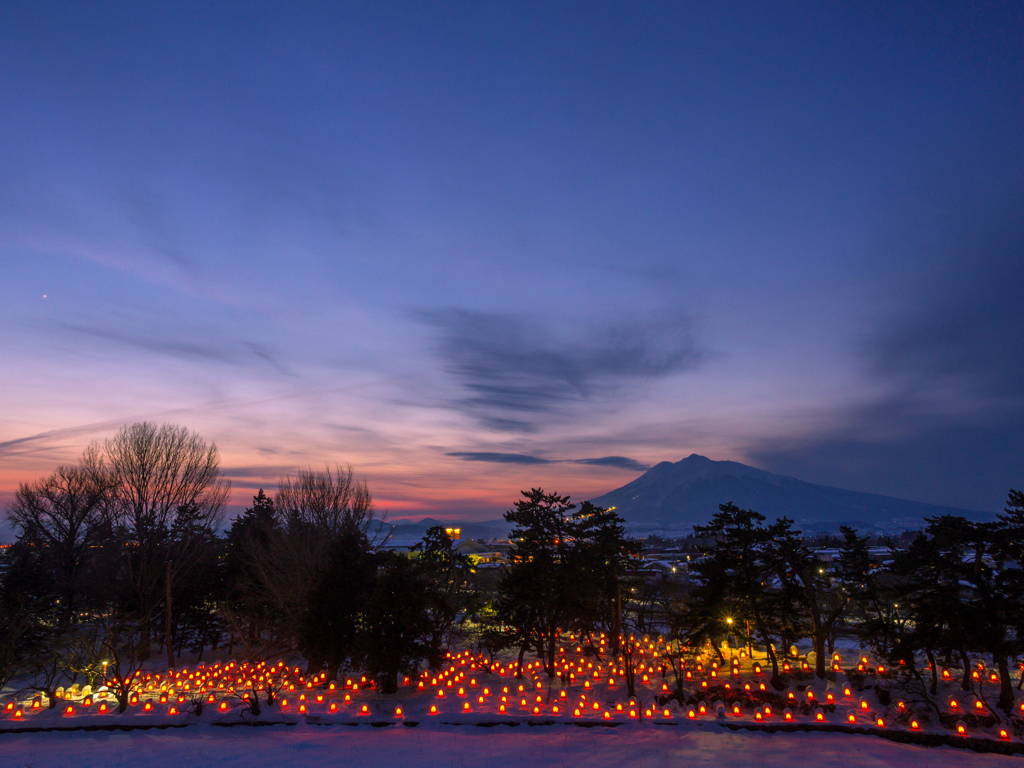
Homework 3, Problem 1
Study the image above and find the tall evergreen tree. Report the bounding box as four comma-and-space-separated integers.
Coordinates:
495, 489, 579, 678
690, 503, 793, 687
298, 531, 377, 681
361, 554, 437, 694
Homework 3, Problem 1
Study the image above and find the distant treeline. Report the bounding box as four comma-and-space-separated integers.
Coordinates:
2, 421, 1022, 714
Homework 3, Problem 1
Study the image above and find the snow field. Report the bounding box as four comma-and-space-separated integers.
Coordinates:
3, 640, 1021, 748
1, 721, 1020, 768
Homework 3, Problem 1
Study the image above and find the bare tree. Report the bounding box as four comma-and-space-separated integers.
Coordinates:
104, 422, 229, 665
228, 465, 379, 654
24, 627, 101, 709
5, 445, 112, 624
275, 464, 377, 539
98, 612, 149, 713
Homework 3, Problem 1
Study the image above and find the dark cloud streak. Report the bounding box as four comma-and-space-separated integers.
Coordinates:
446, 452, 650, 471
446, 452, 552, 465
574, 456, 651, 472
420, 309, 707, 431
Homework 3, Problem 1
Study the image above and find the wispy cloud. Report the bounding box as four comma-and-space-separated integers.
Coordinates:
0, 419, 129, 459
62, 322, 233, 363
446, 451, 552, 465
60, 321, 293, 375
446, 451, 650, 472
419, 308, 707, 431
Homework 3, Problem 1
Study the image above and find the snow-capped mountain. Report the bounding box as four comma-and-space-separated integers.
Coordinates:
590, 454, 992, 533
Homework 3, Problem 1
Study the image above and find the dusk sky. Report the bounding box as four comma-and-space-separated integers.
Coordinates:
2, 2, 1022, 525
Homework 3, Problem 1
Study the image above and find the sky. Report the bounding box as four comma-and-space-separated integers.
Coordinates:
1, 2, 1022, 527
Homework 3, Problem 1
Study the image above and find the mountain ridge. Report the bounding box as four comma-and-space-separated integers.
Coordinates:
590, 454, 992, 533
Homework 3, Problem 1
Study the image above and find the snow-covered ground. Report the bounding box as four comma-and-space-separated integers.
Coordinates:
3, 640, 1020, 758
1, 721, 1018, 768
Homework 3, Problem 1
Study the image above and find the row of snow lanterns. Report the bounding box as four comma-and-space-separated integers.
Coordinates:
939, 666, 1002, 684
6, 639, 1012, 740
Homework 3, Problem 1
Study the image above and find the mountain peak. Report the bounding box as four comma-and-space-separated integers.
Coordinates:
591, 455, 990, 533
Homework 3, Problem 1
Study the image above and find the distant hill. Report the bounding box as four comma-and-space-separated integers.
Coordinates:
590, 454, 992, 534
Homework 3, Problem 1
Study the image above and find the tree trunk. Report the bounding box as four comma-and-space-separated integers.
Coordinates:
165, 560, 174, 671
712, 639, 726, 664
516, 642, 527, 678
959, 647, 972, 692
800, 567, 827, 679
611, 572, 622, 655
138, 621, 151, 661
813, 630, 826, 679
547, 633, 557, 678
996, 653, 1014, 711
765, 639, 781, 687
624, 649, 636, 699
925, 648, 938, 695
382, 668, 399, 695
752, 603, 781, 687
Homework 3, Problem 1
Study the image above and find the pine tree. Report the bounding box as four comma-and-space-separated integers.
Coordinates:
690, 503, 791, 687
495, 489, 579, 678
361, 554, 437, 694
